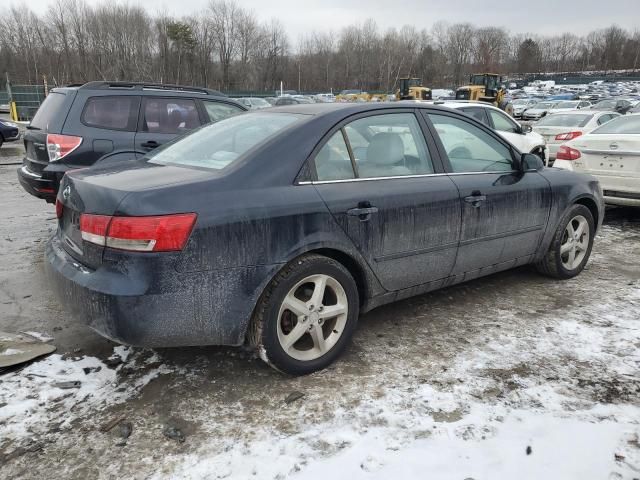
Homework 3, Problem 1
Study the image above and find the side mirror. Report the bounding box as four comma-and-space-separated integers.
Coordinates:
520, 124, 532, 134
521, 153, 544, 171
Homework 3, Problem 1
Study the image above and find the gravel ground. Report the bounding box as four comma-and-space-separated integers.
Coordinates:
0, 134, 638, 479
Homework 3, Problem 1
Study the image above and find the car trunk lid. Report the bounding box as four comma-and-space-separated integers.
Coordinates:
572, 134, 640, 177
57, 161, 215, 268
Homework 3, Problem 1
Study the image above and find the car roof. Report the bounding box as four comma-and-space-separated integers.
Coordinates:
56, 81, 228, 98
410, 100, 507, 113
546, 110, 598, 115
263, 102, 468, 116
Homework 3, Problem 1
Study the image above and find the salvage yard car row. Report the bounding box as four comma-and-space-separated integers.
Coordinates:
10, 78, 639, 375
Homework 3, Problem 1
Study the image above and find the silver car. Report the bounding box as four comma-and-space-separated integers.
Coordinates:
523, 101, 560, 121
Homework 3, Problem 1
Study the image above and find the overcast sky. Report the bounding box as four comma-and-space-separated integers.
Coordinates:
19, 0, 640, 40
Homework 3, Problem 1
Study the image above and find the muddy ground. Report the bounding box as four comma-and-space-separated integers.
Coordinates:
0, 125, 639, 479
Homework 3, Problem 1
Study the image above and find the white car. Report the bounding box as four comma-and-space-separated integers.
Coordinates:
533, 110, 621, 162
548, 100, 592, 113
522, 101, 560, 121
314, 93, 336, 103
512, 98, 537, 118
236, 97, 272, 110
429, 101, 548, 161
555, 114, 640, 206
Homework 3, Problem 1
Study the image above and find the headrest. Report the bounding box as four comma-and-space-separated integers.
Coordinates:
366, 132, 404, 165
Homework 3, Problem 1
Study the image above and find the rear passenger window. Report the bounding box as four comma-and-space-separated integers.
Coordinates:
344, 113, 434, 178
429, 114, 513, 173
314, 131, 355, 181
142, 98, 201, 134
203, 101, 244, 123
82, 96, 137, 130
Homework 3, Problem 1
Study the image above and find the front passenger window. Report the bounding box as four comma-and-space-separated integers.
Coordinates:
429, 114, 514, 173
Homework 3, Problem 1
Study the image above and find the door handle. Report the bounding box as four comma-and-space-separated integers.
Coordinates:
464, 192, 487, 207
346, 202, 379, 221
141, 140, 159, 149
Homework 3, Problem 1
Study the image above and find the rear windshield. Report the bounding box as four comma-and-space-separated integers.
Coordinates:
591, 115, 640, 134
30, 92, 68, 130
148, 112, 302, 170
593, 100, 616, 108
553, 101, 579, 109
537, 114, 593, 127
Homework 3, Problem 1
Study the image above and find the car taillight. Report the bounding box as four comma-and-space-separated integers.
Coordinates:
55, 199, 63, 218
47, 134, 83, 162
555, 131, 583, 141
79, 214, 111, 246
79, 213, 197, 252
556, 145, 582, 160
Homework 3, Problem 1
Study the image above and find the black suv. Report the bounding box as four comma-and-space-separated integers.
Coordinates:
18, 81, 247, 202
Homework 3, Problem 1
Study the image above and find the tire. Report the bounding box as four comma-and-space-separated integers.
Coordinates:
536, 204, 595, 279
248, 254, 359, 375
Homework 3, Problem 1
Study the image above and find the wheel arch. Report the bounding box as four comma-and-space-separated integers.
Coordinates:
574, 195, 600, 229
244, 244, 380, 346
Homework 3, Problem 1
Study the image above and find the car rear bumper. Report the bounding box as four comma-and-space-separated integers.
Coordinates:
45, 233, 282, 348
17, 165, 57, 202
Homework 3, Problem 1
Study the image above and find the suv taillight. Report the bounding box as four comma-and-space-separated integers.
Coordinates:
47, 134, 83, 162
79, 213, 197, 252
55, 199, 64, 218
555, 131, 583, 141
556, 145, 582, 161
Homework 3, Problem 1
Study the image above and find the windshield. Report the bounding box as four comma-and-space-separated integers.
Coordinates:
513, 99, 532, 105
532, 102, 555, 109
553, 101, 579, 109
148, 112, 303, 170
252, 98, 271, 107
594, 100, 616, 108
537, 114, 593, 127
591, 115, 640, 134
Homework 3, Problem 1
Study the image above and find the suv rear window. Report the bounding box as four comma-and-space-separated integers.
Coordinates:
82, 96, 138, 130
30, 92, 68, 131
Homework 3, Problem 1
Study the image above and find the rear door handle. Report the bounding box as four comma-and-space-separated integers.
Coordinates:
141, 140, 159, 149
346, 204, 379, 221
464, 192, 487, 207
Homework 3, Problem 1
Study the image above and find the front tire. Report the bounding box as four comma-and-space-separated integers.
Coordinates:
536, 204, 594, 279
249, 254, 359, 375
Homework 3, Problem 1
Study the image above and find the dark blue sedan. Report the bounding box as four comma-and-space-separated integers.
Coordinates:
0, 118, 20, 147
46, 103, 604, 375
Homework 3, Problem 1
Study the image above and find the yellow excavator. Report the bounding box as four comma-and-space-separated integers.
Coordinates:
455, 73, 513, 115
395, 77, 432, 101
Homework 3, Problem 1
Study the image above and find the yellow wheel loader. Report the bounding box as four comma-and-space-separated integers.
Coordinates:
455, 73, 513, 116
395, 77, 432, 101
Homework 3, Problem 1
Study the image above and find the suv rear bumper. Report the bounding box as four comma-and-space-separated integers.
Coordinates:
17, 165, 57, 202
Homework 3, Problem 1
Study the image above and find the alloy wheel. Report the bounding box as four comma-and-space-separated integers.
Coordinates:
560, 215, 590, 270
276, 274, 348, 362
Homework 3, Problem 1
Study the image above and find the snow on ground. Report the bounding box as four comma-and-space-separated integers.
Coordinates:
160, 280, 640, 480
0, 347, 174, 445
0, 214, 639, 480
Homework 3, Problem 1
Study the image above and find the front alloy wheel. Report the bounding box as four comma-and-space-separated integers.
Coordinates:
559, 215, 590, 271
536, 204, 595, 279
